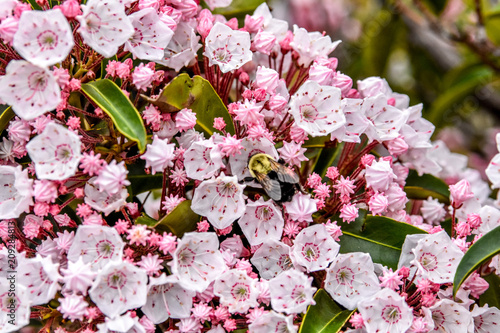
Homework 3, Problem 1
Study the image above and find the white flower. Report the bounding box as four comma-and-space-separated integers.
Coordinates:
142, 274, 195, 324
84, 177, 128, 215
140, 135, 175, 175
18, 254, 62, 306
97, 312, 146, 333
291, 224, 339, 272
283, 192, 317, 223
61, 257, 97, 295
0, 281, 30, 332
125, 8, 174, 61
269, 269, 316, 314
204, 22, 252, 73
289, 25, 341, 67
214, 269, 259, 313
324, 252, 381, 310
184, 138, 224, 181
428, 299, 474, 333
288, 80, 345, 137
191, 173, 246, 229
26, 123, 82, 180
89, 260, 148, 318
0, 60, 61, 120
158, 20, 201, 71
67, 225, 124, 271
471, 304, 500, 333
330, 98, 370, 143
248, 311, 296, 333
362, 94, 408, 142
171, 232, 227, 293
358, 288, 413, 333
13, 9, 74, 67
238, 198, 284, 246
0, 165, 33, 219
77, 0, 134, 58
250, 239, 294, 280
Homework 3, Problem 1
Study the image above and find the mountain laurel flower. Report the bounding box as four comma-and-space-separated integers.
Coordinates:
13, 9, 74, 67
357, 288, 413, 333
339, 203, 359, 223
248, 311, 296, 333
84, 177, 128, 215
191, 174, 246, 229
0, 165, 33, 219
278, 141, 308, 167
140, 135, 175, 175
368, 191, 389, 216
159, 21, 202, 71
238, 197, 284, 246
184, 139, 224, 180
289, 25, 341, 67
0, 60, 61, 120
89, 260, 148, 318
214, 269, 259, 313
175, 108, 197, 132
204, 22, 252, 73
141, 273, 195, 324
365, 158, 397, 192
288, 80, 345, 137
131, 63, 155, 91
471, 304, 500, 332
449, 179, 475, 208
269, 269, 316, 314
94, 160, 131, 195
250, 240, 293, 280
283, 192, 317, 223
291, 224, 340, 272
60, 257, 97, 295
67, 225, 124, 271
325, 252, 381, 310
125, 8, 174, 61
18, 254, 62, 306
77, 0, 134, 58
171, 232, 227, 293
429, 299, 474, 333
57, 294, 89, 322
26, 123, 82, 181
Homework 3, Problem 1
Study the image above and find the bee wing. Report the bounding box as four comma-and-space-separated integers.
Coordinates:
255, 172, 282, 201
270, 160, 300, 184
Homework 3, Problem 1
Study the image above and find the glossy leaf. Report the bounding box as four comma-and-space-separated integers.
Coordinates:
479, 273, 500, 308
211, 0, 265, 19
299, 289, 354, 333
127, 160, 164, 196
135, 213, 158, 228
151, 74, 235, 136
0, 106, 15, 135
404, 170, 450, 204
338, 211, 428, 269
155, 200, 199, 237
313, 145, 342, 178
302, 135, 334, 148
81, 79, 147, 152
453, 225, 500, 296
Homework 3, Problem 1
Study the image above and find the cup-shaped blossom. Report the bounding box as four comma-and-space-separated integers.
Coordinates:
357, 288, 413, 333
290, 224, 339, 272
89, 260, 148, 318
140, 135, 175, 175
428, 299, 474, 332
330, 98, 370, 143
67, 225, 124, 271
283, 192, 318, 223
214, 269, 259, 313
238, 198, 284, 246
410, 231, 464, 284
250, 239, 294, 280
84, 177, 128, 215
142, 274, 195, 324
269, 269, 316, 314
76, 0, 134, 58
361, 94, 408, 143
93, 160, 130, 196
13, 9, 74, 67
289, 25, 341, 67
171, 232, 227, 293
18, 254, 62, 306
288, 80, 345, 137
471, 304, 500, 332
158, 21, 202, 71
184, 139, 224, 181
248, 311, 296, 333
0, 281, 30, 332
0, 165, 33, 219
324, 252, 381, 310
191, 174, 246, 229
124, 8, 174, 61
0, 60, 61, 121
204, 22, 252, 73
26, 123, 82, 180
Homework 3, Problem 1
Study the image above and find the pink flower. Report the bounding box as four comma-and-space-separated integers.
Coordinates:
141, 135, 175, 174
175, 108, 197, 132
138, 253, 163, 276
368, 192, 388, 215
283, 193, 317, 223
277, 141, 308, 167
339, 203, 358, 223
94, 160, 130, 195
57, 0, 82, 18
57, 294, 89, 321
126, 225, 151, 246
269, 269, 316, 314
449, 179, 475, 208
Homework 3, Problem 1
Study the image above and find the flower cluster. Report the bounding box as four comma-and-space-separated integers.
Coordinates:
0, 0, 499, 332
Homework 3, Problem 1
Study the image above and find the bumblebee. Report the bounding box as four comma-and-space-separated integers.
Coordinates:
247, 153, 301, 203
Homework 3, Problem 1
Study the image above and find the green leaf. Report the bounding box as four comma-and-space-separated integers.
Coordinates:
428, 65, 493, 126
26, 0, 42, 10
153, 74, 235, 136
155, 200, 199, 237
302, 135, 334, 148
453, 225, 500, 296
127, 160, 164, 196
338, 211, 428, 269
404, 170, 450, 204
81, 79, 147, 152
0, 106, 15, 135
313, 145, 342, 178
479, 273, 500, 308
211, 0, 265, 19
299, 289, 354, 333
136, 213, 159, 228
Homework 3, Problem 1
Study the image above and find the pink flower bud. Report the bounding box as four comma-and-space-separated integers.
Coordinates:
279, 30, 293, 52
449, 179, 475, 208
360, 154, 375, 168
241, 89, 253, 100
197, 9, 213, 39
14, 3, 31, 19
387, 97, 396, 106
331, 72, 353, 96
268, 94, 287, 113
308, 64, 334, 86
175, 108, 197, 132
387, 136, 409, 156
339, 203, 358, 223
368, 192, 388, 215
159, 12, 177, 31
345, 88, 360, 98
213, 117, 226, 131
238, 71, 250, 85
0, 16, 19, 44
255, 67, 279, 93
253, 30, 276, 55
253, 88, 267, 102
244, 14, 264, 33
467, 213, 482, 229
225, 18, 238, 30
57, 0, 82, 18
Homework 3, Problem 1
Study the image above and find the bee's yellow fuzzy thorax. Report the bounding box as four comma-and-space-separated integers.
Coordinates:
248, 153, 274, 178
